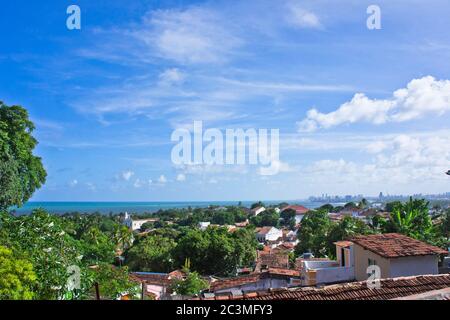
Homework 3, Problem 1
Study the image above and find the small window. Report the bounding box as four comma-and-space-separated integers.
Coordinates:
368, 258, 377, 266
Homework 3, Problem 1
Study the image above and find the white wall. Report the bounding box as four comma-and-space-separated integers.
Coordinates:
316, 267, 355, 284
389, 255, 439, 278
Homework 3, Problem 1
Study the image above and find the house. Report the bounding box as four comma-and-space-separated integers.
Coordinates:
198, 222, 211, 230
123, 212, 158, 231
300, 240, 355, 286
235, 220, 249, 228
131, 270, 185, 300
282, 229, 298, 244
350, 233, 448, 281
256, 226, 282, 243
197, 274, 450, 301
299, 233, 447, 286
281, 205, 310, 224
338, 208, 363, 218
250, 206, 266, 216
256, 248, 290, 270
209, 269, 301, 295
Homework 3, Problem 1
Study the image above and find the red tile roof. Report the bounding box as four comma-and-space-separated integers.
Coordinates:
334, 241, 354, 247
257, 226, 275, 235
205, 274, 450, 300
282, 205, 310, 215
350, 233, 448, 258
267, 268, 301, 277
258, 250, 289, 268
210, 274, 261, 291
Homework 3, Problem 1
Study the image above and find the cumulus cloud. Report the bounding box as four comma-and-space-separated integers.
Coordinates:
176, 173, 186, 182
69, 179, 78, 187
297, 76, 450, 132
121, 171, 135, 181
304, 132, 450, 186
158, 175, 167, 184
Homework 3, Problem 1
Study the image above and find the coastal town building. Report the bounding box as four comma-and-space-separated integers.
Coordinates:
255, 226, 283, 243
123, 212, 158, 231
281, 205, 310, 224
193, 274, 450, 300
250, 206, 266, 216
299, 233, 447, 286
131, 270, 185, 300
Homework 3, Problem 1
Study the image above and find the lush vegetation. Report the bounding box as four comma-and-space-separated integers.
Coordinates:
1, 102, 449, 299
295, 199, 449, 258
0, 102, 46, 210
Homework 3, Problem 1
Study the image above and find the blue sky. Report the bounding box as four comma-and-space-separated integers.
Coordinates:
1, 0, 450, 201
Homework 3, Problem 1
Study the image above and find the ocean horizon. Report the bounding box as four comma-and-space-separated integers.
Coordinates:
10, 200, 334, 215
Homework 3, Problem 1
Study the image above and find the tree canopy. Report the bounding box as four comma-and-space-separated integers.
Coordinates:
0, 102, 47, 210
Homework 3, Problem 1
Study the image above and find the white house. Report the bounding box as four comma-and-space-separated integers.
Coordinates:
281, 205, 310, 224
256, 227, 283, 243
198, 222, 211, 231
250, 206, 266, 216
123, 212, 157, 231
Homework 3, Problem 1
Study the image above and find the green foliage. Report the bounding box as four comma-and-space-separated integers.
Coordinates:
174, 227, 257, 276
0, 246, 37, 300
1, 209, 86, 299
169, 267, 208, 296
384, 201, 402, 212
0, 102, 47, 210
319, 204, 334, 213
90, 264, 139, 300
126, 235, 176, 272
80, 227, 116, 265
250, 201, 265, 209
344, 202, 357, 209
327, 217, 372, 258
381, 197, 444, 246
295, 210, 332, 257
250, 209, 280, 227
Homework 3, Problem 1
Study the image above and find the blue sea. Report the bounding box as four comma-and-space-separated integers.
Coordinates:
10, 200, 330, 215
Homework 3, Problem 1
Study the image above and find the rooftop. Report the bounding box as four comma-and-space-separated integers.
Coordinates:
196, 274, 450, 300
350, 233, 448, 258
282, 205, 310, 215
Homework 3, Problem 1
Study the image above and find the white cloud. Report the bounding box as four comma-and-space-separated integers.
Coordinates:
158, 175, 167, 184
121, 171, 135, 181
365, 141, 388, 154
158, 68, 185, 86
176, 173, 186, 182
208, 178, 218, 184
133, 178, 144, 188
286, 3, 321, 29
69, 179, 78, 187
302, 132, 450, 187
298, 76, 450, 132
139, 7, 242, 64
86, 182, 96, 192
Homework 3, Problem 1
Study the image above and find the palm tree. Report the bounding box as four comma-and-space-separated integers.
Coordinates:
388, 197, 433, 240
114, 225, 133, 251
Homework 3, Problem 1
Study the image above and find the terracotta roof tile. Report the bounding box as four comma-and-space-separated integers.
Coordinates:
210, 274, 261, 291
350, 233, 448, 258
242, 274, 450, 300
